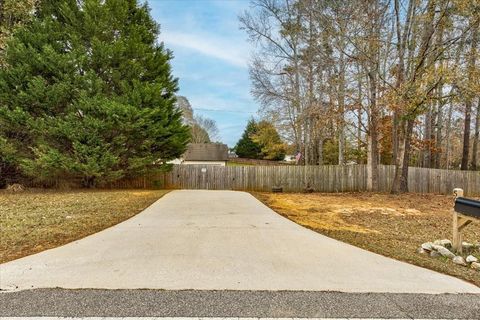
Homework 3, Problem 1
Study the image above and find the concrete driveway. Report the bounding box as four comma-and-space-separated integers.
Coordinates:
1, 190, 479, 293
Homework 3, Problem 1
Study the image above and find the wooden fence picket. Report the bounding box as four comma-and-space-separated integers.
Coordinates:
69, 164, 480, 196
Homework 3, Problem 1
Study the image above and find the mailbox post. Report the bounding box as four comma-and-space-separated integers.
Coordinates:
452, 188, 480, 253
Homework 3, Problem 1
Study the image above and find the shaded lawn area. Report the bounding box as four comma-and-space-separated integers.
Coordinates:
254, 192, 480, 287
0, 189, 168, 263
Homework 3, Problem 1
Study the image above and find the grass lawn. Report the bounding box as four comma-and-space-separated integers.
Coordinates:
0, 189, 168, 263
226, 161, 254, 166
254, 192, 480, 287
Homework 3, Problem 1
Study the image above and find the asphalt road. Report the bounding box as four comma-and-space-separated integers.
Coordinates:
1, 190, 479, 293
1, 289, 480, 319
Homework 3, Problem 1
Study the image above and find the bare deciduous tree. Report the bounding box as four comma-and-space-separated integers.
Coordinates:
241, 0, 480, 192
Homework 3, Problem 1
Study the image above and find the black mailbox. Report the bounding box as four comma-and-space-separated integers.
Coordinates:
454, 197, 480, 218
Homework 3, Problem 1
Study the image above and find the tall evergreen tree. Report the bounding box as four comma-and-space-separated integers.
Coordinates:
0, 0, 190, 187
234, 119, 262, 159
0, 0, 37, 66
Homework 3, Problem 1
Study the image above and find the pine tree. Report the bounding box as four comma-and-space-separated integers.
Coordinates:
0, 0, 190, 187
234, 120, 262, 159
0, 0, 37, 66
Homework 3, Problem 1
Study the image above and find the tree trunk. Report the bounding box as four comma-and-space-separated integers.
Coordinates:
367, 72, 379, 191
424, 108, 432, 167
471, 99, 480, 170
357, 104, 363, 165
461, 19, 479, 170
391, 0, 412, 192
461, 100, 473, 170
393, 0, 436, 192
391, 122, 406, 194
356, 63, 364, 165
391, 118, 414, 193
367, 129, 379, 191
318, 137, 324, 165
432, 13, 445, 169
444, 99, 454, 169
338, 51, 346, 165
392, 111, 398, 165
338, 116, 345, 165
303, 119, 310, 165
433, 89, 443, 168
400, 119, 414, 191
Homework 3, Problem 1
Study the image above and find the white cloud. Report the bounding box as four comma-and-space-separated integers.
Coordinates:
161, 31, 248, 68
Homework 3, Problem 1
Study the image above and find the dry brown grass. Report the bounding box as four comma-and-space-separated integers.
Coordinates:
0, 189, 168, 263
254, 192, 480, 287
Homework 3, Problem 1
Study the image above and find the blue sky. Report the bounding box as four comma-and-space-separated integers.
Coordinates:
148, 0, 257, 147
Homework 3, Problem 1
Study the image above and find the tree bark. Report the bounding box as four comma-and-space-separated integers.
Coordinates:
337, 51, 346, 165
318, 137, 324, 165
461, 19, 479, 170
367, 129, 379, 191
444, 99, 454, 169
461, 101, 473, 170
401, 119, 415, 191
471, 99, 480, 170
424, 107, 432, 167
357, 103, 363, 164
433, 88, 443, 169
367, 71, 379, 191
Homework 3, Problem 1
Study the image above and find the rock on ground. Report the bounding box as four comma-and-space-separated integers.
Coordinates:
436, 246, 456, 259
421, 242, 434, 251
471, 262, 480, 271
453, 256, 467, 266
466, 255, 478, 263
417, 247, 428, 254
434, 239, 452, 248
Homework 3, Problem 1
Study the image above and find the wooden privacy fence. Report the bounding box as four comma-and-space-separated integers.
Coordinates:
110, 164, 480, 196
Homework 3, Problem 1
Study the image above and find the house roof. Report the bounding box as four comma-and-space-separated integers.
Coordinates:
183, 143, 229, 161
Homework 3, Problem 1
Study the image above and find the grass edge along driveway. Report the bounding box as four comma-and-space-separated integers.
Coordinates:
0, 189, 169, 263
253, 192, 480, 287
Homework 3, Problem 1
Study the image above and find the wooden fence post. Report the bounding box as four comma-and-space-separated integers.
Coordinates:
452, 188, 471, 253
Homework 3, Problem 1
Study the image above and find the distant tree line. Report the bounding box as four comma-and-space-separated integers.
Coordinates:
241, 0, 480, 193
0, 0, 190, 187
